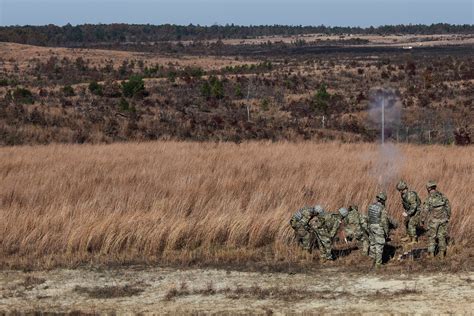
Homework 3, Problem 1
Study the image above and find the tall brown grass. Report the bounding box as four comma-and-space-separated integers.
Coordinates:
0, 141, 472, 268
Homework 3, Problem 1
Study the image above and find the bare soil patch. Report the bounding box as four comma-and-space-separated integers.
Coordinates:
0, 267, 472, 314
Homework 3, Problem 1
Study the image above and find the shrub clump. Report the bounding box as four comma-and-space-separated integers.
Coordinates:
201, 76, 225, 99
122, 75, 147, 98
12, 87, 35, 104
312, 84, 331, 113
62, 85, 75, 97
88, 81, 103, 96
118, 98, 136, 113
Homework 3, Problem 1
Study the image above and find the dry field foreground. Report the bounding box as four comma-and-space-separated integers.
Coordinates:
0, 141, 473, 270
1, 267, 473, 314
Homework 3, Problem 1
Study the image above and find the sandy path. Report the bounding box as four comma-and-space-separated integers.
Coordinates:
1, 267, 473, 314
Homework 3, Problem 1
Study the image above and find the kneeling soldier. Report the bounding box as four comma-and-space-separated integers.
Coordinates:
342, 205, 370, 255
290, 205, 324, 253
309, 208, 343, 261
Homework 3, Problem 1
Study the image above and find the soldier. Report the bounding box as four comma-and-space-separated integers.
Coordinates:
341, 205, 370, 255
367, 192, 390, 268
422, 181, 451, 258
396, 180, 421, 244
290, 205, 324, 253
309, 208, 343, 261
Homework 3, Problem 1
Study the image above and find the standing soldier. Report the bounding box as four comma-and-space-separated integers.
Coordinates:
290, 205, 324, 253
309, 208, 343, 261
342, 205, 370, 255
396, 180, 421, 244
367, 192, 390, 268
422, 181, 451, 258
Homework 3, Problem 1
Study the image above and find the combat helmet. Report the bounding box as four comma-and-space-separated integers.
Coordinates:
338, 207, 349, 218
313, 204, 325, 215
376, 192, 387, 202
396, 180, 408, 191
426, 181, 437, 190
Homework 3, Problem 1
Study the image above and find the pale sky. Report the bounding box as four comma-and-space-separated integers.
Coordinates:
0, 0, 473, 27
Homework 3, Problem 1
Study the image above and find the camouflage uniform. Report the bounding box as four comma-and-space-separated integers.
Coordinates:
422, 182, 451, 257
367, 193, 390, 267
309, 212, 342, 260
397, 181, 421, 241
290, 206, 319, 252
343, 205, 369, 255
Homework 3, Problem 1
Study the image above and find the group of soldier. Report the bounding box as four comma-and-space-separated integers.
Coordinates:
290, 180, 451, 267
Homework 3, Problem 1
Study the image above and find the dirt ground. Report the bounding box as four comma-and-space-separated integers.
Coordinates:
1, 266, 472, 315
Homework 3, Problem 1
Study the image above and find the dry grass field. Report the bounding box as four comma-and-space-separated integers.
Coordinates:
176, 33, 474, 47
0, 141, 472, 270
0, 42, 253, 71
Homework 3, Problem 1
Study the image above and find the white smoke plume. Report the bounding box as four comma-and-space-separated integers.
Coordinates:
368, 88, 402, 144
368, 88, 404, 190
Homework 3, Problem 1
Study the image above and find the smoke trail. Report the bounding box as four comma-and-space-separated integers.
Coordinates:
368, 88, 402, 144
368, 88, 404, 190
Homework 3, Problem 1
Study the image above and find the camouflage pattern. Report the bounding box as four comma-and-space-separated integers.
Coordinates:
376, 192, 387, 202
309, 212, 342, 260
324, 213, 343, 239
367, 201, 389, 266
338, 207, 349, 218
396, 180, 408, 191
290, 206, 318, 251
422, 190, 451, 256
426, 181, 437, 190
343, 206, 369, 255
400, 190, 421, 238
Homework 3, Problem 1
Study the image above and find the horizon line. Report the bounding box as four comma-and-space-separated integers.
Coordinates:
1, 22, 473, 28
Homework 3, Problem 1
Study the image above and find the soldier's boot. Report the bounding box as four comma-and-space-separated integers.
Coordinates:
320, 252, 334, 262
428, 251, 435, 259
401, 236, 415, 254
372, 261, 382, 270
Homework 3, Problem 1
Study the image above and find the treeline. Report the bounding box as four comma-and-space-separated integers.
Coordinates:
0, 23, 472, 46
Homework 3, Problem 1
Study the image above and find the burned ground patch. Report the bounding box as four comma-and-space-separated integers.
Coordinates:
73, 284, 145, 299
164, 281, 349, 302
